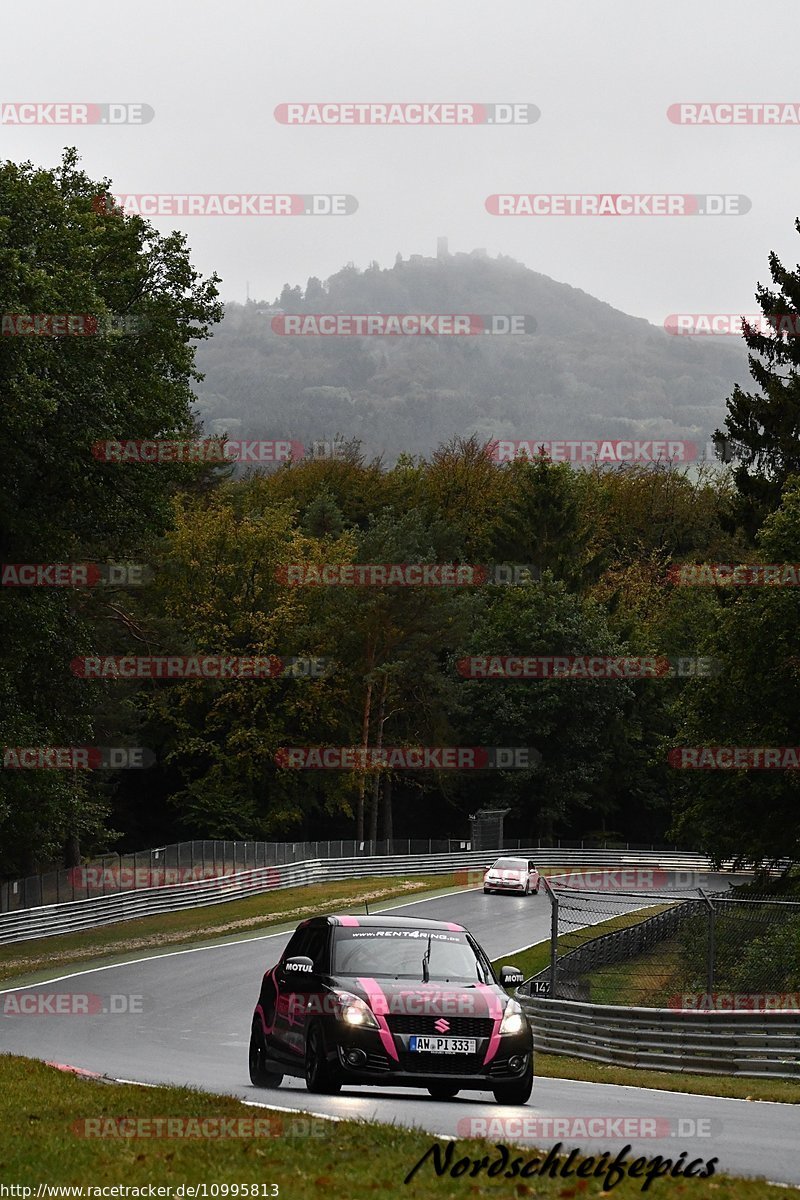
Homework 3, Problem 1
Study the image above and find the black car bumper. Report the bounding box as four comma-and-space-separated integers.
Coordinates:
332, 1024, 532, 1089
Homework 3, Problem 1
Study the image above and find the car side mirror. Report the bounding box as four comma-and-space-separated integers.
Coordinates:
284, 955, 315, 975
499, 965, 525, 988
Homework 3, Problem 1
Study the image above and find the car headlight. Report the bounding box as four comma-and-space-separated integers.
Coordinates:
332, 989, 379, 1028
499, 999, 526, 1036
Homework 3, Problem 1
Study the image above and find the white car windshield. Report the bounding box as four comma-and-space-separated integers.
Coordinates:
491, 858, 527, 871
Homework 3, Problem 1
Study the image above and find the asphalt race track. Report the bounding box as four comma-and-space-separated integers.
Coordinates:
1, 875, 797, 1187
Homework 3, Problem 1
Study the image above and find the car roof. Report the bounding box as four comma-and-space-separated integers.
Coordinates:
298, 914, 466, 931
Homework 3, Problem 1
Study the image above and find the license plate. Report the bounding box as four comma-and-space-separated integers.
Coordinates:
408, 1036, 477, 1054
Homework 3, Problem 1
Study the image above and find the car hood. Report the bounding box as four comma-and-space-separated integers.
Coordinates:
334, 976, 505, 1018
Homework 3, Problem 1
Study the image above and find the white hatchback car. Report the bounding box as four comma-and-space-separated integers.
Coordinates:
483, 856, 540, 895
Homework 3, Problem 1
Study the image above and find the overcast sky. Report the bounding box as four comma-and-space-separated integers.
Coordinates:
2, 0, 799, 326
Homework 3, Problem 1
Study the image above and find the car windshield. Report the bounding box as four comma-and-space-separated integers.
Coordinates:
332, 927, 492, 982
491, 858, 527, 871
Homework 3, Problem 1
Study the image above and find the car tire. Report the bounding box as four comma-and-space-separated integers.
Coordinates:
427, 1084, 460, 1100
305, 1022, 342, 1095
492, 1067, 533, 1106
524, 880, 531, 895
249, 1020, 283, 1088
483, 887, 491, 894
532, 885, 540, 895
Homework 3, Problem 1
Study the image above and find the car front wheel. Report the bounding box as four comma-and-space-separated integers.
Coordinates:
492, 1067, 533, 1106
249, 1020, 283, 1088
305, 1023, 342, 1094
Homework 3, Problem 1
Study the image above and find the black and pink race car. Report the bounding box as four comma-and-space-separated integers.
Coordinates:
249, 914, 533, 1104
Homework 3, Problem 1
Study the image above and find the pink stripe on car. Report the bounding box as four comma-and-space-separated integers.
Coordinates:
356, 976, 399, 1060
476, 983, 504, 1065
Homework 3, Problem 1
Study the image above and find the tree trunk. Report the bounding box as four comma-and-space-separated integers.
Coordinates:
368, 676, 388, 845
64, 832, 81, 868
356, 677, 373, 843
382, 773, 393, 846
64, 781, 81, 867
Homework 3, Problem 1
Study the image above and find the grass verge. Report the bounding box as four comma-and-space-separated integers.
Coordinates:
0, 874, 462, 987
533, 1052, 800, 1105
0, 1055, 790, 1197
491, 931, 800, 1105
583, 933, 686, 1007
492, 903, 672, 981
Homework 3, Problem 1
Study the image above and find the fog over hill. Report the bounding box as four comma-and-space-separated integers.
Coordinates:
192, 249, 750, 463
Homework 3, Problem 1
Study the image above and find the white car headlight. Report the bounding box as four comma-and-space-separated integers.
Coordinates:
332, 989, 379, 1028
499, 998, 526, 1036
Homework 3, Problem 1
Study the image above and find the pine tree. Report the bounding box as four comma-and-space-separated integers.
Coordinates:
302, 489, 346, 538
716, 217, 800, 529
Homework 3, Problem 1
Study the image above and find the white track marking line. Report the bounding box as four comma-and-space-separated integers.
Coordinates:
241, 1100, 343, 1121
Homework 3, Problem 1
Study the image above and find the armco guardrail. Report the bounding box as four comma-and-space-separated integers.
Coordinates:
518, 994, 800, 1080
0, 847, 734, 946
0, 837, 683, 913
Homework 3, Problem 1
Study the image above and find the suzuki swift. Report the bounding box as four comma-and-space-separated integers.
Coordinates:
249, 914, 532, 1103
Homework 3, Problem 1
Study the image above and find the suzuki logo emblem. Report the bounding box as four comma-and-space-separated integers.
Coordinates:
434, 1018, 450, 1033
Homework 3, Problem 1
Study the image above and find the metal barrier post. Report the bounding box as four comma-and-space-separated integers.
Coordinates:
699, 888, 716, 996
542, 876, 559, 999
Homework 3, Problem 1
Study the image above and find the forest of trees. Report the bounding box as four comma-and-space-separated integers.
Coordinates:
192, 250, 749, 464
2, 152, 799, 879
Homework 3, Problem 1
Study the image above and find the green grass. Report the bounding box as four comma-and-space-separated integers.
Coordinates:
533, 1052, 800, 1104
0, 874, 464, 986
0, 1055, 790, 1197
583, 933, 687, 1007
492, 903, 673, 981
492, 925, 800, 1105
582, 875, 800, 1007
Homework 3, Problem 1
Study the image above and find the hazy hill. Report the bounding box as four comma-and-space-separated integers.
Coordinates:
192, 250, 749, 462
